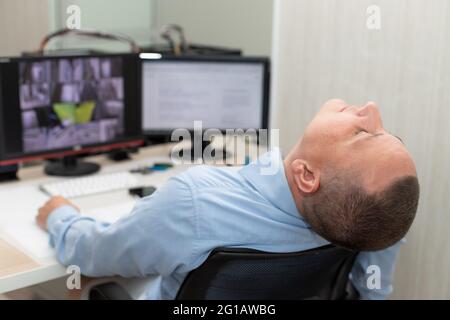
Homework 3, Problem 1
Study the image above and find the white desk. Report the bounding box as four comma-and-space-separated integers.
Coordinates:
0, 143, 191, 294
0, 138, 264, 295
0, 140, 265, 293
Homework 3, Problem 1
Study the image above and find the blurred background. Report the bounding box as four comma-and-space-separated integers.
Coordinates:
0, 0, 273, 56
1, 0, 449, 299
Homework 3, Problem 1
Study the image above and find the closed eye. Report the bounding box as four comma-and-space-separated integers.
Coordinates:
386, 131, 404, 144
354, 129, 368, 135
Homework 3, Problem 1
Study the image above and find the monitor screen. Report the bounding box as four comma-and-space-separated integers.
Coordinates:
0, 54, 142, 164
141, 57, 269, 132
19, 56, 125, 152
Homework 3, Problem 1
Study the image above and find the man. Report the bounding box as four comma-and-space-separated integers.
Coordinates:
37, 99, 420, 299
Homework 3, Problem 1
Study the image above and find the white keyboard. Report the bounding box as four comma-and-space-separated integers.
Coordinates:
40, 172, 141, 198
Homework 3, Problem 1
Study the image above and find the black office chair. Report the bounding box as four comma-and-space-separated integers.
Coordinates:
89, 244, 360, 300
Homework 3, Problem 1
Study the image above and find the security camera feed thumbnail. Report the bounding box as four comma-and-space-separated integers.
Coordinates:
19, 57, 124, 152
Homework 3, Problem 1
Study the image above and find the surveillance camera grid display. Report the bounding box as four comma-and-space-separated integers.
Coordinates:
19, 57, 125, 152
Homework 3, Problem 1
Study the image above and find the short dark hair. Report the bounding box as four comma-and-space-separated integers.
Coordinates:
301, 173, 420, 251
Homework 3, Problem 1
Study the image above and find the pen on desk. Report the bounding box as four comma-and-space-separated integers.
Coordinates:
129, 163, 174, 174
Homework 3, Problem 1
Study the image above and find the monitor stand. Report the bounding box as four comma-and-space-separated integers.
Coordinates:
0, 164, 18, 182
45, 156, 100, 177
107, 149, 131, 162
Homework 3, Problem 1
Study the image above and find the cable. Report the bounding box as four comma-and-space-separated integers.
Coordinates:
34, 28, 141, 54
159, 24, 189, 55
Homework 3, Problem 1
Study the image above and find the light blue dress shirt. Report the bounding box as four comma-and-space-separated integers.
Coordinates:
48, 149, 403, 300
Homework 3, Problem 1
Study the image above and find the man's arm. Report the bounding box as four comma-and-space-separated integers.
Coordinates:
349, 239, 405, 299
37, 175, 197, 278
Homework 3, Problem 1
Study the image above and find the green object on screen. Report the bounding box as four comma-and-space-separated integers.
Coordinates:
75, 101, 96, 124
53, 103, 76, 123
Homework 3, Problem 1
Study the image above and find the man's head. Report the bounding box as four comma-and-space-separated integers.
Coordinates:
285, 99, 420, 251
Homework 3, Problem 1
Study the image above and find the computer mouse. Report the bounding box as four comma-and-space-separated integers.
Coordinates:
129, 186, 157, 198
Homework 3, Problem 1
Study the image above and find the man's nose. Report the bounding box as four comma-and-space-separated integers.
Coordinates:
358, 101, 383, 129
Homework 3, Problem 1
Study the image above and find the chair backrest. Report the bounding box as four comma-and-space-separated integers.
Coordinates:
176, 244, 358, 300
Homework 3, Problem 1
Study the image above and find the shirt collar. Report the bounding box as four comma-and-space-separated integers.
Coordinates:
239, 148, 305, 220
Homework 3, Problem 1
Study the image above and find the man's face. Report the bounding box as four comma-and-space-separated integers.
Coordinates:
300, 99, 417, 193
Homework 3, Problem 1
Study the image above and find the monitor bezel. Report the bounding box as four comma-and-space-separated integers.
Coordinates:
140, 54, 271, 137
0, 52, 144, 166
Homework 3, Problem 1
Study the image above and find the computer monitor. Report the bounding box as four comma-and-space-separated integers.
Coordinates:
141, 55, 270, 135
0, 53, 143, 177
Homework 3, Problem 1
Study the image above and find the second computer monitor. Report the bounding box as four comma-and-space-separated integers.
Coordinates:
141, 56, 270, 134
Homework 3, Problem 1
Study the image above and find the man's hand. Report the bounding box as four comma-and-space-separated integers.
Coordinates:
37, 196, 79, 231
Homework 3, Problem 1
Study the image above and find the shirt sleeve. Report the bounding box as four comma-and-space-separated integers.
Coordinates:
47, 175, 197, 278
349, 239, 405, 299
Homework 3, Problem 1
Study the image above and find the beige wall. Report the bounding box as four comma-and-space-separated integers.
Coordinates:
0, 0, 50, 56
272, 0, 450, 298
52, 0, 154, 50
155, 0, 273, 56
5, 0, 272, 56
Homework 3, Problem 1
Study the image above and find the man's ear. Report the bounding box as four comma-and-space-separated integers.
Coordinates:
291, 159, 320, 194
